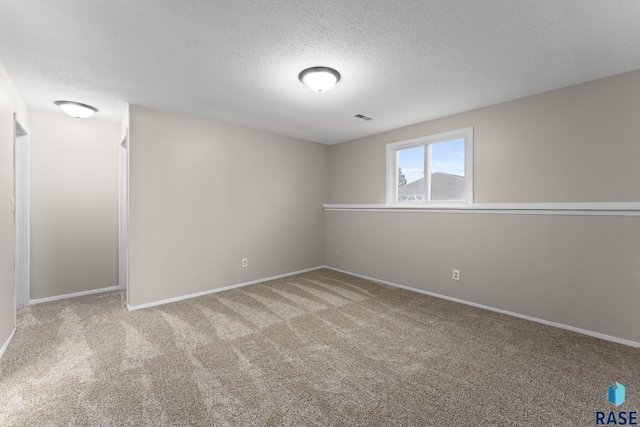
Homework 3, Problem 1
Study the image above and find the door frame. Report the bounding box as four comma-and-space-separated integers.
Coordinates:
118, 130, 128, 302
14, 115, 29, 311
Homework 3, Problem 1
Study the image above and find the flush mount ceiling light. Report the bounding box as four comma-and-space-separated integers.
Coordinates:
54, 100, 98, 118
298, 67, 341, 92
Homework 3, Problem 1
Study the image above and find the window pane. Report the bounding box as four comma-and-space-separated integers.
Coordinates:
430, 138, 465, 201
397, 145, 425, 202
387, 127, 472, 205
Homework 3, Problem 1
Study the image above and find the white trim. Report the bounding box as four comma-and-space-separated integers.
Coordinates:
323, 202, 640, 216
118, 131, 128, 292
29, 285, 121, 305
465, 128, 473, 205
325, 267, 640, 348
426, 143, 431, 201
127, 266, 325, 311
14, 118, 30, 311
0, 327, 16, 360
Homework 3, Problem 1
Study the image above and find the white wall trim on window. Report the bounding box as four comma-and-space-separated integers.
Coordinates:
386, 127, 473, 205
323, 202, 640, 216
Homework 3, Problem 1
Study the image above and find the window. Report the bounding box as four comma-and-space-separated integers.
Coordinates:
386, 127, 473, 205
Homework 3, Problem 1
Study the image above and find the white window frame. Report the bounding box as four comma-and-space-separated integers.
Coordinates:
386, 127, 473, 206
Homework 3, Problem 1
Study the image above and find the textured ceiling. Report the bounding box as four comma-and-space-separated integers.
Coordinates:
1, 1, 639, 144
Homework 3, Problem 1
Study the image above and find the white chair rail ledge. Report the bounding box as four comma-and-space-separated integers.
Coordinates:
323, 202, 640, 216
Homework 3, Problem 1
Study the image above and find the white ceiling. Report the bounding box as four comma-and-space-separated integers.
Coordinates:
1, 1, 639, 145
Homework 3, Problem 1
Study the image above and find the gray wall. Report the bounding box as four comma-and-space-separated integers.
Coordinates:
0, 61, 28, 350
330, 70, 640, 204
128, 105, 329, 307
30, 111, 120, 299
325, 70, 640, 343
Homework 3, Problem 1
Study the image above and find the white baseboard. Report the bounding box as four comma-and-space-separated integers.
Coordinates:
0, 326, 16, 361
127, 266, 325, 311
325, 266, 640, 348
29, 285, 121, 305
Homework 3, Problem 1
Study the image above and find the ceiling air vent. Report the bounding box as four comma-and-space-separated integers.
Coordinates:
353, 113, 373, 121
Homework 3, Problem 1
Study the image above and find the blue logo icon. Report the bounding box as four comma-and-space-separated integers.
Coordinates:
609, 382, 626, 407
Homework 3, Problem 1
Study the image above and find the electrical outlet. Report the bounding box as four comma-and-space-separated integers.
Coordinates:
242, 258, 248, 268
335, 251, 341, 259
452, 270, 460, 281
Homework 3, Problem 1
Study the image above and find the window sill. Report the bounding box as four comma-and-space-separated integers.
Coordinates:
323, 202, 640, 216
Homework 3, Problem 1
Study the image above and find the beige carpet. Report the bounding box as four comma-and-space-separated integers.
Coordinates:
0, 269, 638, 426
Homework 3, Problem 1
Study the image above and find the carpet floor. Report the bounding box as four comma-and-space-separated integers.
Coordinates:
0, 268, 638, 426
